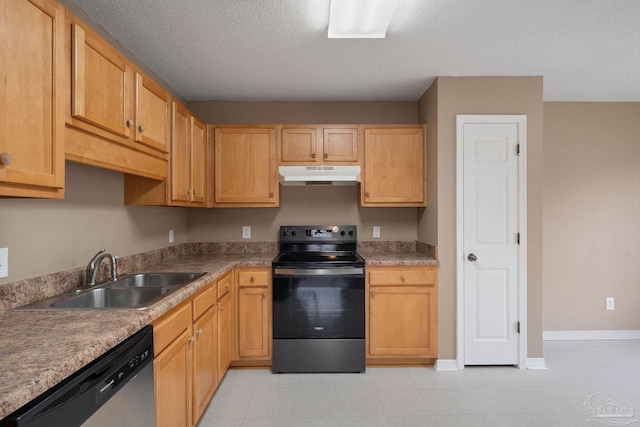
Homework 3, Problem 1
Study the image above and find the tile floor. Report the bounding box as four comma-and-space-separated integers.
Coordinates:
199, 340, 640, 426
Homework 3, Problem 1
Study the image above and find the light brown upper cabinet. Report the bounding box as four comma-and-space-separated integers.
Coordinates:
135, 72, 170, 154
211, 126, 279, 207
169, 102, 206, 206
280, 126, 359, 164
65, 11, 168, 181
0, 0, 65, 198
361, 126, 426, 207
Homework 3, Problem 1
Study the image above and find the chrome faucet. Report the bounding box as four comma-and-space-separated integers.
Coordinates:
85, 249, 118, 287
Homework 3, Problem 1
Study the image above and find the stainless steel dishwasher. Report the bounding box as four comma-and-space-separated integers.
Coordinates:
1, 326, 155, 427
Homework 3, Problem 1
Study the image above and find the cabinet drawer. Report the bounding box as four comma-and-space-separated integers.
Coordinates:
153, 302, 191, 355
217, 271, 232, 300
238, 270, 269, 287
193, 282, 216, 320
369, 269, 436, 286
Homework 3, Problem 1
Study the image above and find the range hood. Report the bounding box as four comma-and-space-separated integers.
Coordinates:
279, 165, 361, 186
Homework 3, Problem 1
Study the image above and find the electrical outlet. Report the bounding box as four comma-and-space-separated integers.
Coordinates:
0, 248, 7, 278
373, 226, 381, 239
169, 229, 174, 244
242, 226, 251, 239
606, 297, 615, 311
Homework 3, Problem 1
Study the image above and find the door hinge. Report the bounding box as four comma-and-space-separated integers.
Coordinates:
517, 233, 520, 245
517, 321, 520, 334
516, 144, 520, 156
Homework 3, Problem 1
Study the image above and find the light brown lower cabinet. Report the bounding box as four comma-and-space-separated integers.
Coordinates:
235, 268, 271, 364
153, 280, 218, 427
367, 266, 438, 363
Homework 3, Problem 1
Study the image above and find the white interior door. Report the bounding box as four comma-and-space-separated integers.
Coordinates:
462, 121, 521, 365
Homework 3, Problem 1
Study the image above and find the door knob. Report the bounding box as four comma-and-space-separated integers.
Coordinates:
468, 253, 478, 262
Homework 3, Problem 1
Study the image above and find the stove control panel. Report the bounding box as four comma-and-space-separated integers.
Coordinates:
279, 225, 357, 242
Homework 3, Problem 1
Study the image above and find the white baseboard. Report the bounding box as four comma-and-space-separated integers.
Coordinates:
543, 330, 640, 341
434, 359, 459, 371
526, 358, 548, 370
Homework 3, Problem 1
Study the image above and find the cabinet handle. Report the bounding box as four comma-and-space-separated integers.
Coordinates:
370, 291, 375, 297
311, 153, 316, 159
365, 192, 370, 198
323, 153, 328, 159
196, 329, 203, 336
250, 276, 255, 283
126, 120, 134, 128
188, 337, 195, 344
269, 192, 274, 198
0, 153, 12, 166
139, 125, 145, 133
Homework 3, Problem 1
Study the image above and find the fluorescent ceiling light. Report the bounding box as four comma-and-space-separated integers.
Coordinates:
328, 0, 399, 38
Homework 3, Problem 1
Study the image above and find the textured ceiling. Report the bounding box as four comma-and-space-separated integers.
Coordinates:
67, 0, 640, 102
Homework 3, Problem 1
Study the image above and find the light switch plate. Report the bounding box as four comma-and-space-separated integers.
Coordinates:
242, 226, 251, 239
0, 248, 8, 278
169, 229, 174, 244
373, 226, 381, 238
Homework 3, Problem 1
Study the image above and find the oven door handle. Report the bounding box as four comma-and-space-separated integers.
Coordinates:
274, 267, 364, 276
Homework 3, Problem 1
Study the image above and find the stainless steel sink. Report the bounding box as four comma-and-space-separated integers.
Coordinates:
51, 287, 170, 309
111, 272, 205, 288
14, 272, 207, 310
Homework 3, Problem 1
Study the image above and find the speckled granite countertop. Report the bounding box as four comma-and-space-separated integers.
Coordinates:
359, 251, 439, 266
0, 249, 437, 419
0, 253, 273, 420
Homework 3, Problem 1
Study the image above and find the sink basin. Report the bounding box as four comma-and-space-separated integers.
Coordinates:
51, 287, 169, 309
14, 271, 207, 310
111, 272, 206, 288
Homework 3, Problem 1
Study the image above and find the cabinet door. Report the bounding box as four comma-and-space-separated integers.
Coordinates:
155, 329, 192, 427
213, 127, 278, 206
190, 116, 206, 204
218, 292, 232, 375
0, 0, 64, 196
170, 101, 190, 203
192, 307, 217, 425
238, 286, 270, 358
362, 127, 426, 206
323, 127, 358, 162
369, 285, 436, 357
70, 22, 131, 139
281, 127, 319, 163
135, 72, 170, 153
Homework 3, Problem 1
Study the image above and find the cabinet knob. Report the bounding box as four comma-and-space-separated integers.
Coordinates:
323, 153, 328, 159
262, 292, 266, 298
400, 276, 406, 282
250, 276, 255, 283
365, 192, 370, 198
468, 253, 478, 262
311, 153, 316, 159
188, 337, 195, 344
370, 291, 376, 297
0, 153, 12, 166
220, 306, 225, 311
196, 329, 203, 336
139, 125, 145, 133
126, 120, 134, 128
269, 192, 274, 198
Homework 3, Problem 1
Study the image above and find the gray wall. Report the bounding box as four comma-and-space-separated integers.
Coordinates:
0, 162, 187, 285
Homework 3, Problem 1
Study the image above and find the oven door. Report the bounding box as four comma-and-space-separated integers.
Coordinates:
272, 267, 365, 339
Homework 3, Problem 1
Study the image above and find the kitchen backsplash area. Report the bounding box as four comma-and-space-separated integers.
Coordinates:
0, 241, 435, 311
